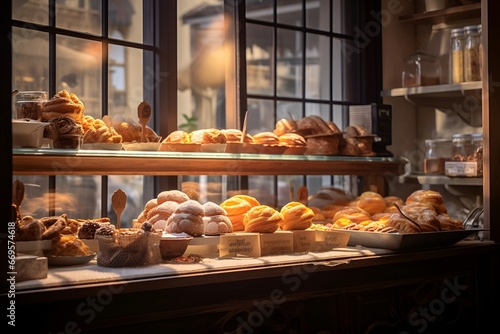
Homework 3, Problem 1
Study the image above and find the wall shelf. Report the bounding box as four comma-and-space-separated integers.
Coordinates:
399, 3, 481, 25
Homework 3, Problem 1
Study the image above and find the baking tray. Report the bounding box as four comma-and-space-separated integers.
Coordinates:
344, 229, 483, 250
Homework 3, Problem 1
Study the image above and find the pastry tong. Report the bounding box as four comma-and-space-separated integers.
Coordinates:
462, 207, 484, 230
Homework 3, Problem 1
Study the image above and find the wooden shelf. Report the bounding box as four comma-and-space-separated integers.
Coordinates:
400, 173, 483, 186
12, 149, 404, 176
399, 3, 481, 24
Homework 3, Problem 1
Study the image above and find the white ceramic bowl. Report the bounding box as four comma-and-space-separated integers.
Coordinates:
12, 119, 49, 148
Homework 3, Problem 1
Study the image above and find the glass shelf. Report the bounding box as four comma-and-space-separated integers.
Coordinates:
13, 148, 405, 176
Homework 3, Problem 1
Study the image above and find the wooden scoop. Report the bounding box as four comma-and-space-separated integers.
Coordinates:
112, 189, 127, 229
138, 101, 152, 142
240, 111, 248, 143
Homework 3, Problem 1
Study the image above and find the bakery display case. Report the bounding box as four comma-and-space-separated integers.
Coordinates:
5, 1, 500, 333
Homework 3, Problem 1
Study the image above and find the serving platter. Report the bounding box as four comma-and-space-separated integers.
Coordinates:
344, 229, 483, 250
47, 253, 96, 266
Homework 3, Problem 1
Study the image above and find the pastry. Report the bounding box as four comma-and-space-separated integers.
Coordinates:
437, 214, 464, 231
220, 196, 253, 216
147, 201, 179, 230
42, 214, 68, 240
164, 130, 190, 143
42, 89, 84, 123
345, 125, 369, 137
78, 221, 104, 239
332, 208, 371, 226
386, 214, 422, 233
356, 191, 386, 215
189, 128, 226, 144
231, 194, 260, 208
243, 205, 283, 233
252, 132, 280, 146
405, 190, 447, 214
81, 115, 123, 144
279, 202, 315, 230
203, 201, 233, 235
49, 234, 91, 256
296, 115, 335, 136
165, 200, 205, 236
157, 190, 190, 205
221, 129, 253, 143
273, 118, 297, 136
278, 133, 306, 147
17, 219, 45, 241
46, 116, 84, 148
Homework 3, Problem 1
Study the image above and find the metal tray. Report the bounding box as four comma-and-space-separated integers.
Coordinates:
345, 229, 483, 250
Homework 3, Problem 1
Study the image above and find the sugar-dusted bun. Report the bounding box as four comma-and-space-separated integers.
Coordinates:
278, 133, 306, 147
356, 191, 386, 215
190, 128, 226, 144
157, 190, 190, 205
252, 132, 280, 145
203, 201, 228, 216
244, 205, 283, 233
279, 202, 315, 230
147, 201, 179, 230
221, 129, 253, 143
273, 118, 297, 136
406, 190, 447, 214
144, 198, 158, 212
164, 130, 190, 143
332, 207, 371, 226
174, 199, 205, 217
165, 213, 204, 236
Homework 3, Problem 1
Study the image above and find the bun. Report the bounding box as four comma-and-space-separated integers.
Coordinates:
279, 202, 314, 230
252, 132, 280, 145
220, 196, 255, 231
164, 130, 190, 143
406, 190, 447, 214
147, 201, 179, 230
273, 118, 297, 136
356, 191, 386, 215
165, 200, 205, 236
203, 201, 233, 235
243, 205, 283, 233
278, 133, 306, 147
42, 89, 84, 123
190, 128, 226, 144
297, 115, 335, 136
157, 190, 190, 205
221, 129, 253, 143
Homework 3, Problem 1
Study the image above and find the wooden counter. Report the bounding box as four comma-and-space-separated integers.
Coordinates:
10, 241, 500, 333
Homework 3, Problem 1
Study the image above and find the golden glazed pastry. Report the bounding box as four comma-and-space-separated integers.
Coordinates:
220, 196, 253, 216
49, 234, 91, 256
81, 115, 123, 144
273, 118, 298, 136
278, 133, 306, 147
243, 205, 283, 233
252, 132, 280, 145
332, 208, 371, 226
405, 190, 447, 214
279, 202, 315, 230
42, 89, 84, 123
164, 130, 191, 143
356, 191, 386, 215
231, 194, 260, 208
189, 128, 226, 144
203, 201, 233, 235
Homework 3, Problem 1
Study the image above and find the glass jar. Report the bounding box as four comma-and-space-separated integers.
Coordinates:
471, 133, 483, 177
463, 24, 481, 82
15, 91, 48, 121
402, 51, 441, 87
450, 28, 465, 83
446, 134, 478, 177
424, 139, 451, 174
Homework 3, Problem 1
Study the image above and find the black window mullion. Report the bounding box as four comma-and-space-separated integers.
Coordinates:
100, 0, 109, 218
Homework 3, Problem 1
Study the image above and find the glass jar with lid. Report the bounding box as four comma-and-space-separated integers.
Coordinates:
402, 51, 441, 87
15, 91, 48, 121
424, 138, 451, 174
446, 133, 479, 177
450, 28, 465, 83
463, 24, 481, 82
471, 133, 483, 177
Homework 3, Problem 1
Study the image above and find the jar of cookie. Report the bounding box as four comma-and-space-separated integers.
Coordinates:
15, 91, 48, 120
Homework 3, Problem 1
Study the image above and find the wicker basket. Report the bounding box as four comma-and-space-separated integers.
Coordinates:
96, 232, 161, 267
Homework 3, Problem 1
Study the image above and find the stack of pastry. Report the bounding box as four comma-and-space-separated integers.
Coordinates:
136, 190, 190, 230
41, 89, 84, 124
45, 116, 85, 148
165, 200, 205, 236
81, 115, 123, 144
220, 194, 260, 231
203, 201, 233, 235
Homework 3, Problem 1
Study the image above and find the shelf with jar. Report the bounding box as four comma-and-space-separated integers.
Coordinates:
398, 2, 480, 25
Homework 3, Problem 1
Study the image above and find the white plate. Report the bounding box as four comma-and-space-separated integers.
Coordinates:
47, 253, 96, 266
81, 143, 123, 150
122, 142, 161, 151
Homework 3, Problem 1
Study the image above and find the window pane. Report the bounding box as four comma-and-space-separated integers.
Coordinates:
247, 23, 274, 96
277, 28, 302, 98
277, 0, 302, 27
56, 0, 102, 36
332, 0, 359, 35
305, 33, 330, 99
246, 0, 274, 22
108, 46, 144, 121
305, 102, 330, 121
332, 38, 361, 103
178, 0, 227, 130
11, 28, 49, 101
56, 35, 101, 117
12, 0, 48, 25
247, 98, 274, 134
109, 0, 143, 43
306, 0, 329, 31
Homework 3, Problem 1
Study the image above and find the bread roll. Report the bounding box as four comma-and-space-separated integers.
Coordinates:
356, 191, 386, 215
273, 118, 297, 136
279, 202, 314, 230
164, 130, 190, 143
243, 205, 283, 233
190, 128, 226, 144
405, 190, 447, 214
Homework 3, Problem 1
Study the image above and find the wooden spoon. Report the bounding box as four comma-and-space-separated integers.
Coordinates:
138, 101, 152, 142
240, 111, 248, 143
112, 189, 127, 229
